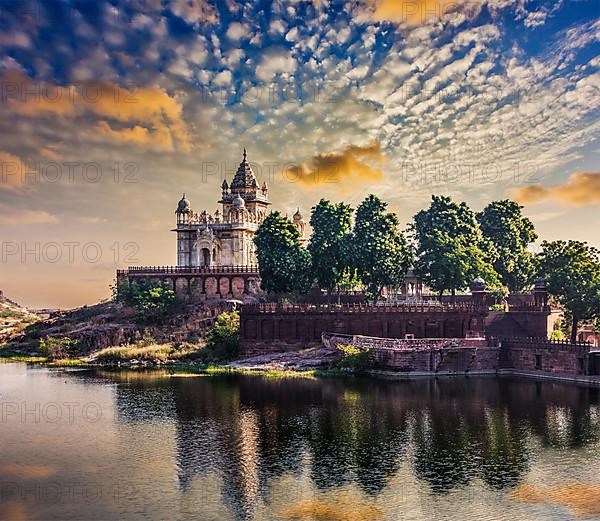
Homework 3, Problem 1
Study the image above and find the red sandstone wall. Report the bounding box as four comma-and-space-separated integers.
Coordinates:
240, 305, 488, 354
501, 339, 591, 375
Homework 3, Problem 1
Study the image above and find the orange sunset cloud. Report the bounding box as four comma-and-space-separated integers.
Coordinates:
0, 151, 29, 191
511, 172, 600, 206
2, 72, 192, 152
284, 142, 385, 189
368, 0, 481, 26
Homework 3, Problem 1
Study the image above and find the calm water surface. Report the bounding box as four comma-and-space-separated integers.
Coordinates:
1, 363, 600, 520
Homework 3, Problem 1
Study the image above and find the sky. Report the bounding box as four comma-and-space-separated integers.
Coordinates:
0, 0, 599, 308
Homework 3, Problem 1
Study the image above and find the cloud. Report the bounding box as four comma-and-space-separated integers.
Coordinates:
226, 22, 250, 41
95, 121, 176, 151
0, 207, 59, 225
511, 172, 600, 206
0, 151, 29, 191
4, 73, 192, 152
169, 0, 218, 25
284, 142, 385, 189
255, 48, 297, 81
367, 0, 483, 27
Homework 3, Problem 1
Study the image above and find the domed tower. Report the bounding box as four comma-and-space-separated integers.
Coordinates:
293, 208, 306, 238
174, 194, 197, 266
172, 149, 269, 269
175, 193, 191, 222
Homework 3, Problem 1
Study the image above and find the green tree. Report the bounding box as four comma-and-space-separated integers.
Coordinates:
116, 279, 177, 322
204, 311, 240, 360
536, 240, 600, 343
254, 212, 312, 296
308, 199, 353, 298
413, 195, 499, 300
477, 200, 538, 291
351, 195, 412, 302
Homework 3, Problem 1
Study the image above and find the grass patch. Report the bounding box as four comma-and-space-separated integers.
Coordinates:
0, 310, 24, 318
47, 359, 91, 367
94, 341, 200, 364
167, 363, 350, 379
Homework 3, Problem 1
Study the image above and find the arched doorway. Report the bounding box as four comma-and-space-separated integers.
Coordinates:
201, 248, 211, 267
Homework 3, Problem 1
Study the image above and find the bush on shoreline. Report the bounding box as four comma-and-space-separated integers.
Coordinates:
39, 336, 81, 360
336, 344, 372, 372
191, 311, 240, 363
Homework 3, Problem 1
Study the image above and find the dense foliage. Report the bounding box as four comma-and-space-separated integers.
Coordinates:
308, 199, 354, 297
351, 195, 412, 301
336, 344, 372, 372
254, 212, 312, 296
39, 336, 81, 360
116, 279, 177, 322
203, 311, 240, 361
477, 200, 537, 292
536, 240, 600, 343
412, 195, 499, 299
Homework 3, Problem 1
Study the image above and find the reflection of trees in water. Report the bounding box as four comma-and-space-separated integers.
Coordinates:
101, 370, 600, 520
478, 409, 530, 490
306, 398, 408, 494
412, 408, 479, 493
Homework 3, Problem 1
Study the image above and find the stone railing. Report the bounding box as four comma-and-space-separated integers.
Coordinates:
507, 304, 552, 312
322, 332, 488, 351
243, 302, 483, 314
498, 337, 593, 349
117, 265, 259, 276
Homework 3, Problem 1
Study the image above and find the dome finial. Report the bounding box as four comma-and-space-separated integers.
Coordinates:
243, 147, 247, 161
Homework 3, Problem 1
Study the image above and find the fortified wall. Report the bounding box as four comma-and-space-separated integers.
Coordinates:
319, 333, 598, 379
239, 302, 489, 356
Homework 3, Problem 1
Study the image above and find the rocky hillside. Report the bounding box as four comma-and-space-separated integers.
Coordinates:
5, 300, 232, 355
0, 292, 39, 344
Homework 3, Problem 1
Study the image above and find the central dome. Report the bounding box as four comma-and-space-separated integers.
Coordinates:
176, 194, 191, 213
232, 194, 245, 209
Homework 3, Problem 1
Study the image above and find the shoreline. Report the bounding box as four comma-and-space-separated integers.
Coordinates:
2, 353, 600, 386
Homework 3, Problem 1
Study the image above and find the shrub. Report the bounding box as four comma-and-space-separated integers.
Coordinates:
201, 311, 240, 362
115, 280, 177, 323
39, 337, 80, 360
336, 344, 372, 372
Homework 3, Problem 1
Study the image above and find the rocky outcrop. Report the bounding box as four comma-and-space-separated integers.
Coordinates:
0, 291, 39, 343
6, 301, 233, 354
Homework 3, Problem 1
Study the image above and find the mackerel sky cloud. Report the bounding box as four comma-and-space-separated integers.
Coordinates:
0, 0, 599, 307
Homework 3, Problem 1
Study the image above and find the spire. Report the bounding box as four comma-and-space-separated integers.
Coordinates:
230, 148, 257, 190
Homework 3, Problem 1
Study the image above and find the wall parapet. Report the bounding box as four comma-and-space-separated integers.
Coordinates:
118, 265, 259, 275
243, 302, 485, 314
498, 337, 593, 349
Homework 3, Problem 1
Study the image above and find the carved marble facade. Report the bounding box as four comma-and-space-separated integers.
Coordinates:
173, 149, 272, 267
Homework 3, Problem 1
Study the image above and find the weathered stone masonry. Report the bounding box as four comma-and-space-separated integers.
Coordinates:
117, 266, 262, 302
240, 303, 488, 355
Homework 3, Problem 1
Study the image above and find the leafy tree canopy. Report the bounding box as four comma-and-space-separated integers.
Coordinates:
254, 212, 312, 295
308, 199, 354, 294
413, 195, 499, 297
477, 199, 537, 291
536, 240, 600, 343
351, 194, 412, 301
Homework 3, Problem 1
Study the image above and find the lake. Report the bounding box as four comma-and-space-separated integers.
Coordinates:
1, 363, 600, 520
